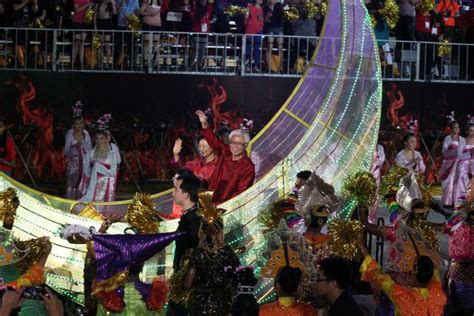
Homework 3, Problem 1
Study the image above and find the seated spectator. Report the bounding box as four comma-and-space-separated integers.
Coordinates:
171, 136, 218, 186
315, 257, 363, 316
259, 267, 317, 315
195, 110, 255, 205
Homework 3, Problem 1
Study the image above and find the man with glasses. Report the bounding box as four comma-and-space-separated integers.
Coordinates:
315, 257, 363, 316
195, 110, 255, 204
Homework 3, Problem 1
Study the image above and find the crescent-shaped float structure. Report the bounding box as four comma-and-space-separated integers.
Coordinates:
0, 0, 381, 304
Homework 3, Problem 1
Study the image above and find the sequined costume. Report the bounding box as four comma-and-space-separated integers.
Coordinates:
360, 255, 446, 316
259, 297, 317, 316
188, 245, 240, 316
447, 221, 474, 311
64, 128, 92, 199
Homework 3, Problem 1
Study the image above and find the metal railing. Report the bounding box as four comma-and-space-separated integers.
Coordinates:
1, 27, 473, 82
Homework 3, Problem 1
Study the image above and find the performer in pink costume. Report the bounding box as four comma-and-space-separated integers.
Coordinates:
395, 133, 426, 174
440, 112, 464, 208
80, 114, 120, 203
453, 116, 474, 211
369, 143, 385, 223
64, 101, 92, 199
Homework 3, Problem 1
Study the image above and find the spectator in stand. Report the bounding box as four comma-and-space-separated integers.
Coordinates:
0, 117, 16, 176
115, 0, 139, 67
264, 0, 284, 72
290, 0, 317, 73
195, 110, 255, 205
397, 0, 418, 41
94, 0, 116, 68
71, 0, 92, 67
245, 0, 264, 73
436, 0, 460, 41
12, 0, 38, 27
189, 0, 213, 69
416, 5, 435, 79
140, 0, 161, 67
171, 136, 218, 186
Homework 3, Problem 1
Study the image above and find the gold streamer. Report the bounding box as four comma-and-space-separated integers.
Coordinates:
14, 238, 48, 274
342, 171, 377, 209
328, 219, 363, 261
319, 0, 327, 16
305, 2, 319, 19
196, 191, 223, 224
370, 14, 378, 27
93, 270, 130, 294
126, 193, 159, 234
224, 5, 248, 17
169, 266, 191, 306
92, 33, 101, 51
380, 0, 399, 29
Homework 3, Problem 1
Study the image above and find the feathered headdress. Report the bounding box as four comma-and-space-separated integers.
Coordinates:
126, 193, 159, 234
96, 113, 112, 132
72, 101, 83, 119
446, 111, 456, 124
196, 191, 225, 252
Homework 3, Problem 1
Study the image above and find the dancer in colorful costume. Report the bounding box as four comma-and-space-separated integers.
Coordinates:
453, 115, 474, 211
357, 233, 446, 315
446, 175, 474, 313
183, 191, 241, 315
369, 142, 385, 222
0, 187, 52, 315
80, 114, 121, 203
440, 111, 464, 208
64, 101, 92, 199
395, 131, 426, 174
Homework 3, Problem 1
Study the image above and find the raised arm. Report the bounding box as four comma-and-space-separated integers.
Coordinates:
196, 110, 228, 155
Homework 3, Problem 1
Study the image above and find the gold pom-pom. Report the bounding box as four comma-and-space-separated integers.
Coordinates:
258, 196, 296, 232
93, 33, 101, 51
126, 193, 159, 234
127, 14, 142, 34
168, 266, 191, 306
417, 0, 434, 14
319, 0, 327, 16
370, 14, 378, 27
328, 219, 363, 261
437, 39, 452, 58
342, 171, 377, 209
0, 187, 18, 222
83, 7, 95, 25
284, 6, 300, 23
224, 5, 248, 17
380, 0, 399, 29
304, 2, 319, 19
14, 238, 48, 274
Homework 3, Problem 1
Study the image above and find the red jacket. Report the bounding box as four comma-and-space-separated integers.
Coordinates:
202, 127, 255, 204
189, 4, 213, 33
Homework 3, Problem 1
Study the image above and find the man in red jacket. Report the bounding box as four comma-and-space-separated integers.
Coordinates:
195, 110, 255, 204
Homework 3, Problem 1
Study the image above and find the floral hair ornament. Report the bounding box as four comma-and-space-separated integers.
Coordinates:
72, 101, 83, 119
407, 119, 418, 134
446, 111, 456, 124
96, 113, 112, 132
